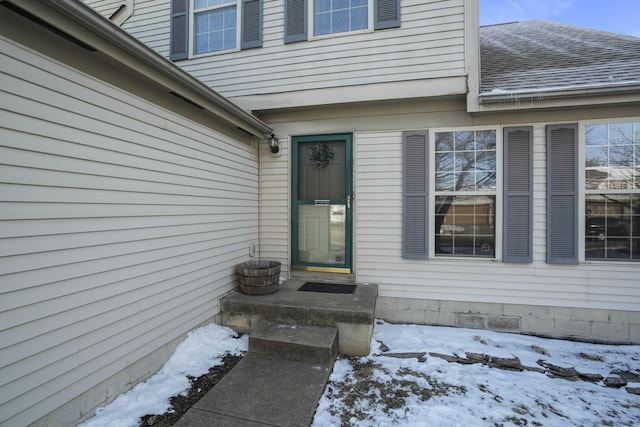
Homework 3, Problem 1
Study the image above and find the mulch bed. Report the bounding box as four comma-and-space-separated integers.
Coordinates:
138, 353, 244, 427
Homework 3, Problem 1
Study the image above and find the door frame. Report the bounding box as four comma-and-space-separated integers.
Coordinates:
291, 133, 353, 273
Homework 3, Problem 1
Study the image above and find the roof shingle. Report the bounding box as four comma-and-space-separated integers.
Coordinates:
479, 20, 640, 95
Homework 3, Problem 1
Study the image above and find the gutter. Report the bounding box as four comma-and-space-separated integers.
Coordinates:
479, 82, 640, 104
14, 0, 272, 138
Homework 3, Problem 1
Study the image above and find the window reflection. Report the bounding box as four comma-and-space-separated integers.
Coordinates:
314, 0, 368, 36
585, 121, 640, 261
435, 196, 496, 257
194, 0, 237, 54
298, 204, 346, 264
585, 195, 640, 260
585, 122, 637, 190
435, 130, 496, 192
434, 129, 497, 258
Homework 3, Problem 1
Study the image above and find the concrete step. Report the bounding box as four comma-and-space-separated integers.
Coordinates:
249, 319, 338, 364
221, 280, 378, 356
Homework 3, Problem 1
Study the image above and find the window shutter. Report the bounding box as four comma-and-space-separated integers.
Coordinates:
284, 0, 307, 43
403, 131, 429, 259
169, 0, 189, 61
241, 0, 262, 49
503, 127, 533, 263
375, 0, 400, 30
546, 124, 579, 264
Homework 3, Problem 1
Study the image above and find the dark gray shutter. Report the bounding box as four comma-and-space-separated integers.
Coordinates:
241, 0, 262, 49
403, 131, 429, 259
546, 124, 579, 264
169, 0, 189, 61
284, 0, 307, 43
375, 0, 400, 30
503, 127, 533, 263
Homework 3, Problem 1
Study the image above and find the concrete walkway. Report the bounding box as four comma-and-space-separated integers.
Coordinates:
174, 281, 377, 426
173, 352, 332, 427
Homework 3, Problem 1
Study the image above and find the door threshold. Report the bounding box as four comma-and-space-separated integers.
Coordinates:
292, 266, 351, 274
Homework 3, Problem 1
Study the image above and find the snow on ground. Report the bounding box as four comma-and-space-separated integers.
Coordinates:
80, 321, 639, 427
313, 321, 640, 427
78, 324, 248, 427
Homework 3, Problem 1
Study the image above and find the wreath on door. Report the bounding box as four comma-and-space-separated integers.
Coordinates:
308, 143, 334, 168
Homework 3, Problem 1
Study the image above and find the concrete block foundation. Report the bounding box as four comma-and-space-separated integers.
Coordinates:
376, 296, 640, 344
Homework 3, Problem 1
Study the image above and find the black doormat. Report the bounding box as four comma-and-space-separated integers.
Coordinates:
298, 282, 357, 294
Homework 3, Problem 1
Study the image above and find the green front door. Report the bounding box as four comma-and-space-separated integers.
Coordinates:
292, 134, 353, 273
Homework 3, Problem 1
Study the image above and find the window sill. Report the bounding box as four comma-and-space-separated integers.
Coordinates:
431, 255, 497, 262
190, 46, 240, 59
583, 259, 640, 264
308, 27, 374, 42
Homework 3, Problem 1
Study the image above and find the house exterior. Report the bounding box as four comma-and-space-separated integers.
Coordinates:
1, 0, 639, 425
106, 0, 639, 339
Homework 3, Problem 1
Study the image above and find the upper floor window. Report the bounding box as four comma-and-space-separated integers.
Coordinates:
193, 0, 238, 54
169, 0, 262, 60
313, 0, 369, 36
170, 0, 397, 59
584, 121, 640, 260
285, 0, 400, 43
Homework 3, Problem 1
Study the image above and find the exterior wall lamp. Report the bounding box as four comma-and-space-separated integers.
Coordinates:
268, 134, 279, 154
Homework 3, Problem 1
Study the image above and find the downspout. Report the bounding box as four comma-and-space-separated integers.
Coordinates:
257, 136, 263, 262
108, 0, 134, 26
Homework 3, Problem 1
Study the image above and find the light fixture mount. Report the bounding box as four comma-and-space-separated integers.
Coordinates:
268, 134, 279, 154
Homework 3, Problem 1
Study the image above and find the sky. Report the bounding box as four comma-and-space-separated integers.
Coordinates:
480, 0, 640, 37
79, 321, 640, 427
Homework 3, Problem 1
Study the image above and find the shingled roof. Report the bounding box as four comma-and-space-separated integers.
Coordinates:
479, 20, 640, 101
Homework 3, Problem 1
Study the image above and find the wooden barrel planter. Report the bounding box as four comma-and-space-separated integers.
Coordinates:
236, 260, 281, 295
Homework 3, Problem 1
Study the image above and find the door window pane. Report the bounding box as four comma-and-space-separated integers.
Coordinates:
298, 205, 346, 264
297, 141, 345, 201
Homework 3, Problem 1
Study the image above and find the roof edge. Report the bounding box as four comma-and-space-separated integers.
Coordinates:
16, 0, 272, 137
479, 83, 640, 104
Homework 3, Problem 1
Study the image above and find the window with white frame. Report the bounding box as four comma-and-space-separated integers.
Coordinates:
584, 120, 640, 260
169, 0, 262, 60
313, 0, 369, 36
193, 0, 238, 54
403, 127, 532, 262
284, 0, 400, 44
434, 129, 497, 257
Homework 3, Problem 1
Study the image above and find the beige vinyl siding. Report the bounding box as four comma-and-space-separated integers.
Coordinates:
260, 98, 471, 276
259, 141, 291, 273
120, 0, 172, 55
124, 0, 467, 99
81, 0, 134, 25
81, 0, 125, 16
259, 101, 639, 316
0, 36, 257, 427
356, 127, 640, 313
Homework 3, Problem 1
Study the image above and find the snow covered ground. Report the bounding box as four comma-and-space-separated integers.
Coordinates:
314, 321, 640, 426
81, 322, 640, 427
78, 324, 248, 427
